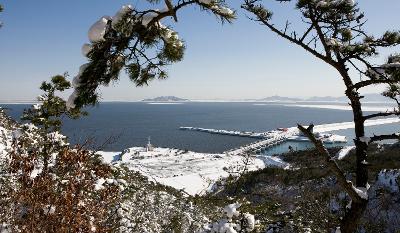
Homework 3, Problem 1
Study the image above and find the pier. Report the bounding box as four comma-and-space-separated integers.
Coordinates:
180, 126, 300, 155
179, 126, 268, 139
180, 118, 400, 156
225, 129, 298, 156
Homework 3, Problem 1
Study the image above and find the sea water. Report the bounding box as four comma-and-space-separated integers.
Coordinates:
1, 102, 399, 154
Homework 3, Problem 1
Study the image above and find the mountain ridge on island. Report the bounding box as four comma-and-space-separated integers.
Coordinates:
257, 95, 302, 102
142, 96, 190, 102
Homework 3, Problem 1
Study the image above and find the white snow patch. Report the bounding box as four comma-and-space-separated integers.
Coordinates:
352, 185, 368, 200
377, 169, 400, 192
94, 178, 106, 191
33, 103, 42, 110
224, 203, 241, 218
337, 146, 355, 160
72, 63, 90, 88
141, 12, 158, 27
286, 104, 394, 112
81, 43, 93, 57
43, 205, 56, 215
66, 91, 78, 110
88, 16, 111, 43
359, 136, 370, 144
30, 166, 43, 179
47, 131, 67, 146
112, 5, 133, 29
243, 213, 255, 231
361, 160, 368, 165
218, 6, 234, 15
11, 129, 23, 140
311, 117, 400, 133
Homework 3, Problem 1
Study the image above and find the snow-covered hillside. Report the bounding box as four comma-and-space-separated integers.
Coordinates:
0, 115, 13, 160
98, 147, 288, 195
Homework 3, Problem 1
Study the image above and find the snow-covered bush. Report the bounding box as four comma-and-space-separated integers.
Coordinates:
0, 76, 127, 232
0, 108, 16, 231
7, 142, 124, 232
203, 203, 257, 233
0, 75, 249, 232
22, 74, 84, 130
104, 166, 220, 232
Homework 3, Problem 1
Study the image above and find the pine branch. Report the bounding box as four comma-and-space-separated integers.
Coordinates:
307, 6, 333, 59
242, 1, 335, 67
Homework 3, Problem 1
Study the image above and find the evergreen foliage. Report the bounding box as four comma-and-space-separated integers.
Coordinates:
0, 77, 125, 232
242, 0, 400, 231
22, 74, 85, 132
70, 0, 236, 108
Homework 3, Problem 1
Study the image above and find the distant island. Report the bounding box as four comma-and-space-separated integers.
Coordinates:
142, 96, 190, 102
254, 93, 390, 102
257, 95, 302, 102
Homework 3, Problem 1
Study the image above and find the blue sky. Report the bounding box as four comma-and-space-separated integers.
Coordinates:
0, 1, 400, 101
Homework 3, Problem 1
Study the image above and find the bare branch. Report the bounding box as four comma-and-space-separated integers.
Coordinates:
352, 79, 398, 90
242, 1, 336, 66
300, 24, 314, 42
364, 110, 400, 120
297, 124, 366, 204
307, 6, 332, 59
370, 133, 400, 143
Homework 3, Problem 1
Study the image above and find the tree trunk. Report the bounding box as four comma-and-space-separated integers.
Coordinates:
341, 201, 368, 233
339, 65, 369, 231
338, 65, 369, 188
350, 97, 369, 187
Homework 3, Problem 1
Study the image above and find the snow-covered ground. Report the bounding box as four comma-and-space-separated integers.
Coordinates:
98, 147, 288, 195
311, 117, 400, 133
0, 126, 12, 159
1, 114, 398, 197
287, 133, 347, 143
286, 104, 395, 112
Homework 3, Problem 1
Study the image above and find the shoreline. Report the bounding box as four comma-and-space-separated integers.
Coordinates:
98, 146, 288, 196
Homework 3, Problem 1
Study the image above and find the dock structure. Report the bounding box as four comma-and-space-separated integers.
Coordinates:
179, 126, 269, 139
180, 126, 299, 155
179, 122, 353, 156
225, 129, 298, 156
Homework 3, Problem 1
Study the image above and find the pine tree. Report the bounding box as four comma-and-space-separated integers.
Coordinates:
5, 76, 125, 232
21, 74, 85, 173
67, 0, 236, 108
242, 0, 400, 232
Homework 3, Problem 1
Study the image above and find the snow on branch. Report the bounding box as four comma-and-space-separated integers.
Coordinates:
204, 203, 256, 233
66, 1, 235, 108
